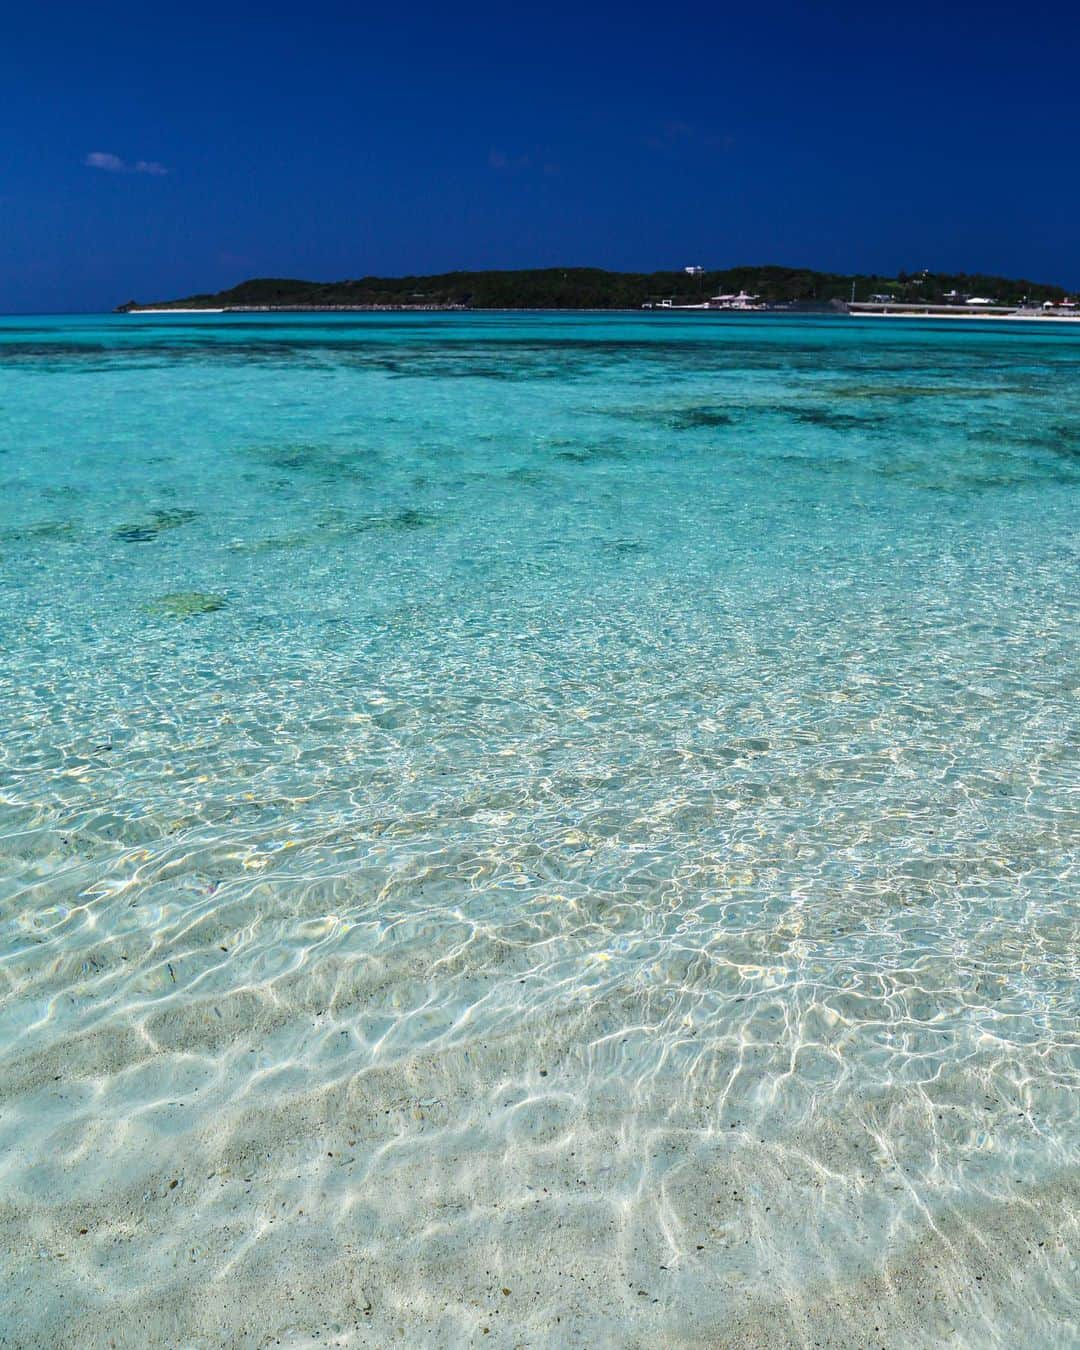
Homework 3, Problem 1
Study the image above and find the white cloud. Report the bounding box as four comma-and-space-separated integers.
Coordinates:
85, 151, 125, 172
84, 151, 168, 175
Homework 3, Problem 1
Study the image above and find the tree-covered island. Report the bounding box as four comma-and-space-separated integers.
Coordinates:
117, 266, 1072, 312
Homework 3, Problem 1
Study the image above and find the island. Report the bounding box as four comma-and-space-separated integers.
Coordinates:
116, 266, 1074, 313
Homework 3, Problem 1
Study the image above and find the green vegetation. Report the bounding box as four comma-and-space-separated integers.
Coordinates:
119, 266, 1071, 312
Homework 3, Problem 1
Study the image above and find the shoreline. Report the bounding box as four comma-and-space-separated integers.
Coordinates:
851, 309, 1080, 323
121, 304, 1080, 323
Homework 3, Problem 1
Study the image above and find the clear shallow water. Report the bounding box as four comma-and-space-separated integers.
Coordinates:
0, 311, 1077, 1346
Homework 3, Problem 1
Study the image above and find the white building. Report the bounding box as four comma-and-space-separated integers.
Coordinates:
709, 290, 761, 309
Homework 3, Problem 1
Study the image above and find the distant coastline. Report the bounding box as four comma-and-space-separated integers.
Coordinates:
129, 304, 803, 315
117, 265, 1076, 315
122, 308, 1080, 326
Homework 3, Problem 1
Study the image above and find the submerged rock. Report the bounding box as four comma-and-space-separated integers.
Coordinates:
354, 507, 439, 532
789, 405, 887, 430
1, 520, 77, 542
667, 405, 736, 429
114, 508, 198, 543
144, 591, 227, 618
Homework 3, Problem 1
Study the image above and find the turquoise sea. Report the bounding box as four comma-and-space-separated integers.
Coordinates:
1, 312, 1077, 1346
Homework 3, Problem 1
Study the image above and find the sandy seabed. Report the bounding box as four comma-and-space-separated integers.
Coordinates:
2, 309, 1078, 1347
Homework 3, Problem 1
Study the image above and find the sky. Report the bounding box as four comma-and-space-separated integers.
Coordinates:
2, 0, 1078, 311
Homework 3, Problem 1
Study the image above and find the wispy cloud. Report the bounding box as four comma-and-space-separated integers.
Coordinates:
488, 148, 560, 176
644, 122, 736, 153
84, 151, 168, 176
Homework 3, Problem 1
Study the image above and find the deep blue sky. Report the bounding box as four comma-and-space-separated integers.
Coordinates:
3, 0, 1078, 311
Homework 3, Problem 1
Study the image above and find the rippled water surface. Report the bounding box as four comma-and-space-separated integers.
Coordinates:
1, 312, 1078, 1346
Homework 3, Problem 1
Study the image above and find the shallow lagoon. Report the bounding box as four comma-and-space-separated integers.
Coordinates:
1, 312, 1078, 1345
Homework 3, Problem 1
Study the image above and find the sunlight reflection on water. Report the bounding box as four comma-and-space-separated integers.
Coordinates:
0, 313, 1078, 1345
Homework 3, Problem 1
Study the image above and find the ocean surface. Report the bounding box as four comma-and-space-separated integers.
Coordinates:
0, 311, 1077, 1347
